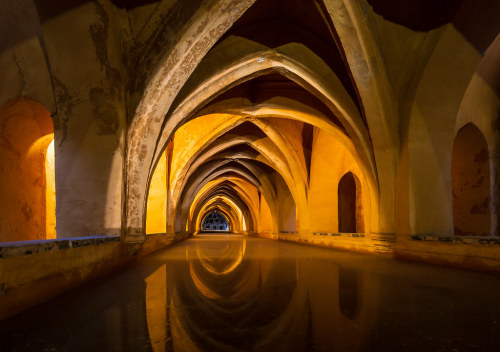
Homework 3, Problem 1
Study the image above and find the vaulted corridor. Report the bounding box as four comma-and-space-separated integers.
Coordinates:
1, 0, 500, 350
2, 235, 500, 351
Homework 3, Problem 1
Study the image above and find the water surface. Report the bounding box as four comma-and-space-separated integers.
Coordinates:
2, 235, 500, 351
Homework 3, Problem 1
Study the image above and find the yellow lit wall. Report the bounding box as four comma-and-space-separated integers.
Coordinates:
45, 139, 56, 239
276, 175, 296, 232
169, 114, 236, 188
309, 128, 369, 233
0, 98, 54, 242
146, 150, 167, 234
259, 192, 273, 233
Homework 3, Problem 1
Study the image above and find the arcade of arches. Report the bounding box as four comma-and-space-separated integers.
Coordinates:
0, 0, 500, 334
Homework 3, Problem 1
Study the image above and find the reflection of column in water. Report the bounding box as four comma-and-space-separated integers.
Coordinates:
145, 264, 168, 352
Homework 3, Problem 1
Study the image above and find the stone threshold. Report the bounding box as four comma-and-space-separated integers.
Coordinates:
410, 234, 500, 245
0, 236, 120, 258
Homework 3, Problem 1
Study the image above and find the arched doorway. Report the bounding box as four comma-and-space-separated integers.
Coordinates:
452, 123, 490, 236
338, 172, 363, 233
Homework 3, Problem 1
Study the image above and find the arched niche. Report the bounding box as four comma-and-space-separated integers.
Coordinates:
0, 98, 55, 242
452, 123, 491, 236
338, 172, 364, 233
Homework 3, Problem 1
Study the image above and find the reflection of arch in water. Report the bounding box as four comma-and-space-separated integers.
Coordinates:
201, 211, 230, 232
144, 246, 385, 352
185, 238, 248, 300
161, 241, 301, 351
193, 238, 246, 276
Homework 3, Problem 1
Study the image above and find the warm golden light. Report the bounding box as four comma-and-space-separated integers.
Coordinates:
28, 133, 56, 239
146, 150, 168, 234
145, 264, 167, 352
45, 138, 56, 239
0, 98, 55, 242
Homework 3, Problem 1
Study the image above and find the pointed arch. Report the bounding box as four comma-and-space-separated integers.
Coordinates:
452, 123, 491, 236
125, 0, 257, 241
338, 172, 364, 233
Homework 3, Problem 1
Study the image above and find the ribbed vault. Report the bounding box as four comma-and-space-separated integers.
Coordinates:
137, 0, 395, 241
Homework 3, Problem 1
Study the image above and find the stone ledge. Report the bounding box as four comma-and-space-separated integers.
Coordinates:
147, 233, 175, 239
410, 235, 500, 245
313, 232, 366, 238
371, 233, 396, 242
0, 236, 120, 258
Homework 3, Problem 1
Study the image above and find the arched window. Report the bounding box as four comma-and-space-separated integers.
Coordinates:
338, 172, 363, 233
0, 98, 56, 242
201, 211, 229, 232
452, 123, 490, 236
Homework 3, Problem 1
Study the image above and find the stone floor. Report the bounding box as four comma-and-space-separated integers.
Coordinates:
1, 234, 500, 351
